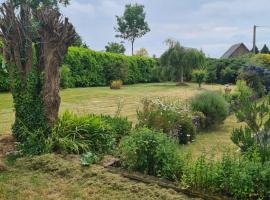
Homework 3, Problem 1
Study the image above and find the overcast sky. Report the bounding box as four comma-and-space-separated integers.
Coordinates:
1, 0, 269, 58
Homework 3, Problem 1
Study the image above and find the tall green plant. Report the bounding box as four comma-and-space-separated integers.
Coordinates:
231, 81, 270, 161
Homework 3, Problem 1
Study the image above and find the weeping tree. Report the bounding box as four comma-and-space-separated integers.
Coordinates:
160, 40, 185, 83
183, 49, 205, 81
161, 39, 205, 84
0, 0, 75, 143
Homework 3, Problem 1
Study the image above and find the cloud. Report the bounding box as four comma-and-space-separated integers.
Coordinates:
0, 0, 269, 57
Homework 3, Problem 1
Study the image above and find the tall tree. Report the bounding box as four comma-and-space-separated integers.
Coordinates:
105, 42, 125, 54
0, 0, 75, 141
261, 44, 270, 54
115, 3, 150, 55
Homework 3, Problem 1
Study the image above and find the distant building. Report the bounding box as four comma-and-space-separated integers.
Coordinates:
221, 43, 250, 59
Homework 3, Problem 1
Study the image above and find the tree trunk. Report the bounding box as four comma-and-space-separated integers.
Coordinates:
34, 7, 76, 127
180, 67, 184, 83
43, 46, 61, 126
131, 39, 134, 56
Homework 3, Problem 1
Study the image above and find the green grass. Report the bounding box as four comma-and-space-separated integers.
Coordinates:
0, 82, 239, 157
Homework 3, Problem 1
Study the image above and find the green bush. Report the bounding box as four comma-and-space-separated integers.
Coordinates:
238, 70, 265, 97
191, 91, 228, 127
137, 97, 196, 144
52, 112, 116, 154
220, 67, 238, 84
119, 128, 183, 181
64, 47, 159, 87
230, 81, 270, 161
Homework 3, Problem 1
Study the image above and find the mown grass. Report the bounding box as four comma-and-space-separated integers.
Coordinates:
0, 82, 239, 157
0, 154, 197, 200
0, 82, 223, 134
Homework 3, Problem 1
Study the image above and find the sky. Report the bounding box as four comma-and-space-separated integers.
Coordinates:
1, 0, 270, 58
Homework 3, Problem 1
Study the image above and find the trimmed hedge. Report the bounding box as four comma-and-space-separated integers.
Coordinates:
64, 47, 159, 88
0, 55, 9, 92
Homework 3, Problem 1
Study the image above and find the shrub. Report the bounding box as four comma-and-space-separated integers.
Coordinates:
230, 81, 270, 161
52, 112, 116, 154
220, 67, 238, 84
137, 97, 196, 144
238, 70, 265, 97
191, 91, 228, 127
119, 128, 183, 180
192, 69, 207, 88
110, 80, 123, 89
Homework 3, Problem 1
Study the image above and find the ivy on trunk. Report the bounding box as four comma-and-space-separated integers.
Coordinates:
0, 1, 75, 142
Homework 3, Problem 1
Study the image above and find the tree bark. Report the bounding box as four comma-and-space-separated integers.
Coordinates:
34, 7, 76, 127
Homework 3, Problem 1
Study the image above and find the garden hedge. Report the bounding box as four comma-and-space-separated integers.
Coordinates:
0, 55, 9, 92
63, 47, 159, 88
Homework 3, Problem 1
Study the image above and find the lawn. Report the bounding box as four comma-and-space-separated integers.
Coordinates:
0, 82, 239, 157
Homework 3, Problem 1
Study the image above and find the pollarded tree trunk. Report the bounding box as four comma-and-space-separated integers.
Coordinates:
34, 7, 76, 127
0, 2, 33, 83
43, 47, 61, 126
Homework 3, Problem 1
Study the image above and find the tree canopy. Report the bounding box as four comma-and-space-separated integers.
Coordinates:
11, 0, 70, 9
115, 3, 150, 55
105, 42, 126, 54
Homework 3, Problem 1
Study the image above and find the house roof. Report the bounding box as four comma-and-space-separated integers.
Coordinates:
221, 43, 249, 58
